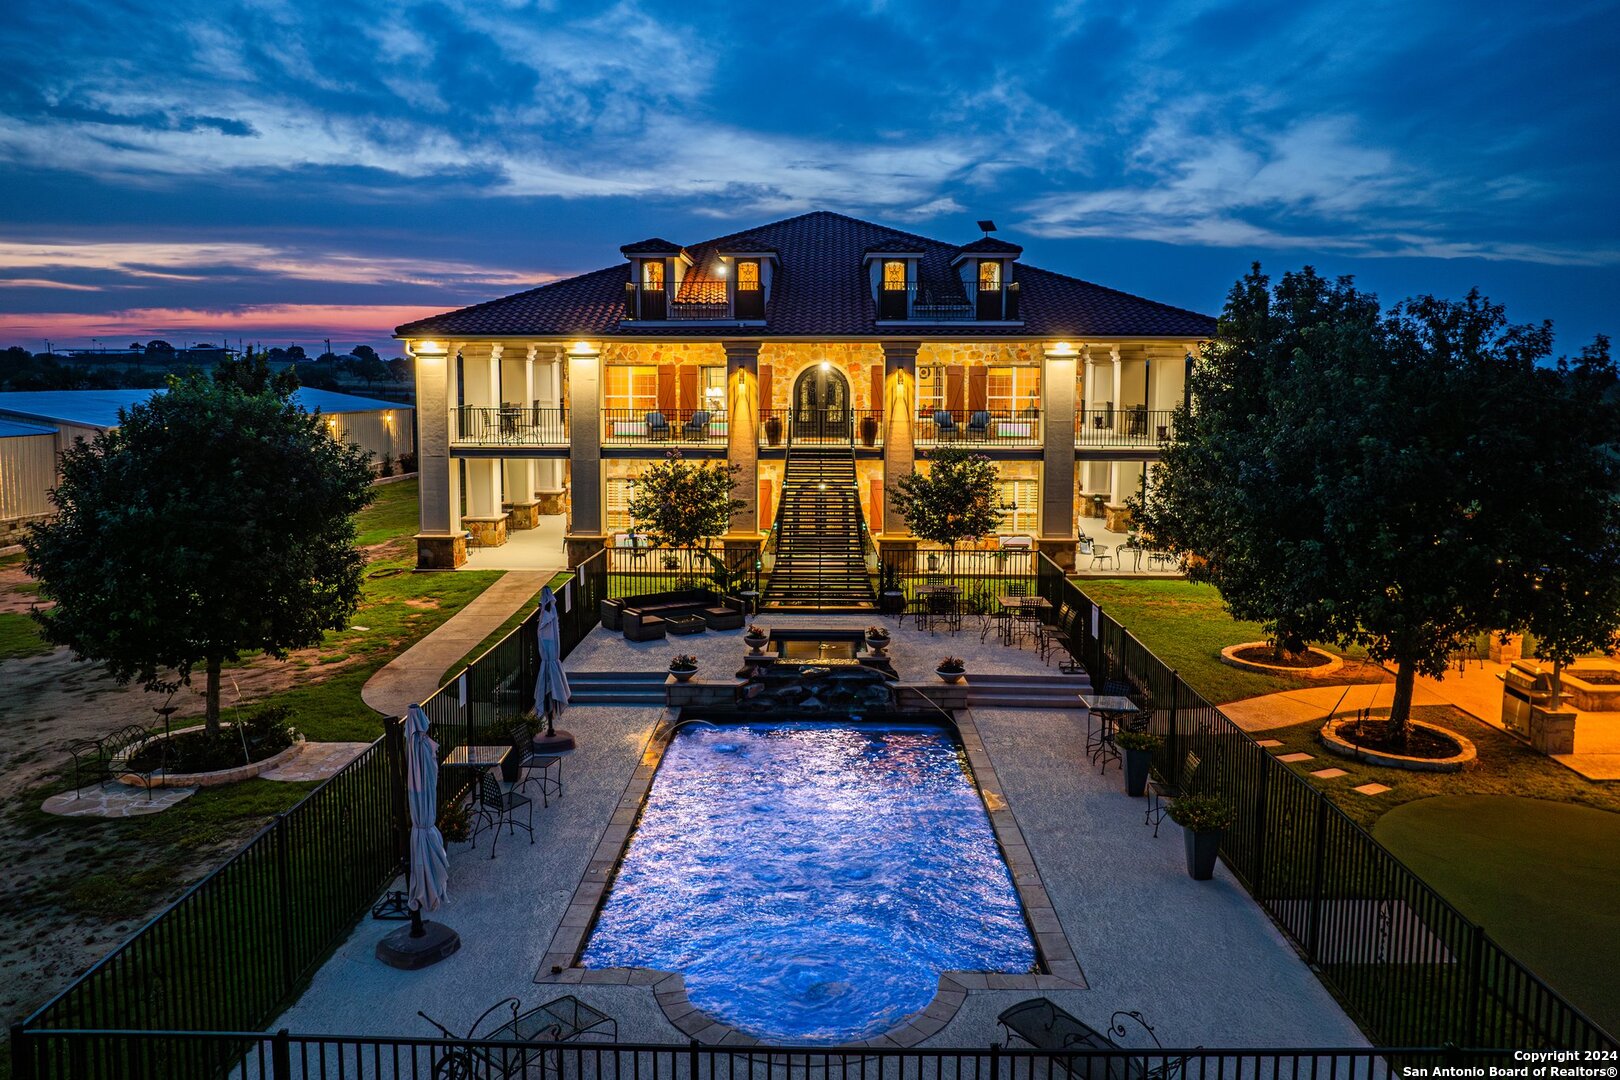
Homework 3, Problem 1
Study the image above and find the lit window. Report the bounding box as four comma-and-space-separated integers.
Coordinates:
641, 260, 664, 289
997, 478, 1038, 533
606, 477, 636, 530
978, 260, 1001, 290
882, 260, 907, 290
988, 365, 1040, 414
918, 365, 945, 411
737, 260, 760, 291
605, 365, 658, 411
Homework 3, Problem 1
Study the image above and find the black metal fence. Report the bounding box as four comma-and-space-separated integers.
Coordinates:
455, 405, 568, 446
1034, 554, 1616, 1051
19, 551, 608, 1062
605, 544, 760, 598
602, 409, 727, 447
1075, 406, 1176, 448
882, 547, 1036, 603
10, 1029, 1525, 1080
914, 409, 1041, 448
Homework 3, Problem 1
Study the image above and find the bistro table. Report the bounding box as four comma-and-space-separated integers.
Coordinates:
998, 594, 1051, 646
443, 744, 513, 780
916, 584, 962, 632
1078, 693, 1139, 773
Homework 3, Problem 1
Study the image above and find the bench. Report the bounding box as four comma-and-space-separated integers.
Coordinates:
617, 589, 746, 640
1146, 751, 1203, 838
66, 723, 160, 800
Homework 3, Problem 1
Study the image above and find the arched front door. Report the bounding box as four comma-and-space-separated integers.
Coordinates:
792, 364, 851, 442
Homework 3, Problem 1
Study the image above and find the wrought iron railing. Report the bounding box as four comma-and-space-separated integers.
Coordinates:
622, 282, 732, 321
455, 405, 568, 446
915, 408, 1041, 448
602, 408, 727, 447
1077, 406, 1176, 448
605, 544, 760, 598
1033, 553, 1616, 1051
879, 279, 1022, 321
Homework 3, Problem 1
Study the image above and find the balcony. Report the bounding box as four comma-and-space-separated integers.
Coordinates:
1076, 406, 1176, 449
758, 409, 884, 448
877, 280, 1020, 322
915, 409, 1041, 449
455, 405, 568, 447
603, 408, 727, 449
622, 283, 733, 322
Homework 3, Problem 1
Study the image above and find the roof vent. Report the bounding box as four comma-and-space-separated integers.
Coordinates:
976, 219, 997, 236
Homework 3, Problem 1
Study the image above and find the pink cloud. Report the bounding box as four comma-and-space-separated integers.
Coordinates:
0, 304, 443, 349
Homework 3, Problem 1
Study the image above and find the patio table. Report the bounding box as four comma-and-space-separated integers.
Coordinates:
469, 995, 618, 1078
916, 584, 962, 633
998, 594, 1051, 646
1078, 694, 1138, 773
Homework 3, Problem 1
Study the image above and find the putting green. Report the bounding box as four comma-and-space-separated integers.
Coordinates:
1374, 795, 1620, 1036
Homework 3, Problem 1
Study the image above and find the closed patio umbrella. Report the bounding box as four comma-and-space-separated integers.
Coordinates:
532, 585, 576, 752
375, 704, 460, 969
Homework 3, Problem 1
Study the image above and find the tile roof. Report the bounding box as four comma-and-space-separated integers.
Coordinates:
955, 236, 1024, 256
398, 210, 1215, 340
618, 238, 685, 255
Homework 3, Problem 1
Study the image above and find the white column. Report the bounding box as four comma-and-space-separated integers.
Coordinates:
1038, 343, 1078, 569
410, 340, 463, 568
1110, 345, 1122, 433
725, 342, 762, 537
565, 344, 604, 563
1081, 345, 1094, 434
538, 349, 565, 497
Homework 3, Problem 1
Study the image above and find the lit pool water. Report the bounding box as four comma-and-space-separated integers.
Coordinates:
580, 721, 1036, 1044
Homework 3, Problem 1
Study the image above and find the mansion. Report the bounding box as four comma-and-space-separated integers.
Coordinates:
397, 211, 1214, 594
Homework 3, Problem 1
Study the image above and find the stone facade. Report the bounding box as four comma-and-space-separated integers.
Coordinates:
463, 514, 509, 548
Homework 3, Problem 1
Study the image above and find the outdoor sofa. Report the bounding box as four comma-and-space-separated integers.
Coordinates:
605, 589, 747, 641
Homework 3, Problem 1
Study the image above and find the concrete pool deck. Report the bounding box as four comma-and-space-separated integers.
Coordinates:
275, 620, 1367, 1049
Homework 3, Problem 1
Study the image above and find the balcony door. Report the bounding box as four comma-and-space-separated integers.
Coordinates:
792, 364, 850, 443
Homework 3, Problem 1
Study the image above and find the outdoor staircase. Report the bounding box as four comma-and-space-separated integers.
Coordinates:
761, 442, 878, 611
568, 670, 667, 706
964, 672, 1093, 710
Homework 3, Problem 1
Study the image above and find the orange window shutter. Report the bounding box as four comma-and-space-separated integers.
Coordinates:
944, 365, 966, 412
678, 366, 698, 412
870, 366, 884, 412
758, 366, 773, 411
968, 367, 989, 411
657, 364, 677, 413
869, 478, 882, 528
760, 478, 774, 522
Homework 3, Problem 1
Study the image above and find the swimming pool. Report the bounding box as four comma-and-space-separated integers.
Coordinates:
580, 721, 1037, 1044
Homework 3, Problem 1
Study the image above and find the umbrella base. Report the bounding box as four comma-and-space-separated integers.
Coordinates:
376, 921, 461, 970
531, 730, 577, 753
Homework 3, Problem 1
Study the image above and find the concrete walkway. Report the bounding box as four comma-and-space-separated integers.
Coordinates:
361, 571, 547, 718
1220, 681, 1448, 733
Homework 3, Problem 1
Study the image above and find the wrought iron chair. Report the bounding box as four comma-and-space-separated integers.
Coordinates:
470, 771, 534, 859
510, 723, 563, 807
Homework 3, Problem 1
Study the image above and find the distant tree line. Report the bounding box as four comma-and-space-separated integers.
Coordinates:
0, 342, 412, 393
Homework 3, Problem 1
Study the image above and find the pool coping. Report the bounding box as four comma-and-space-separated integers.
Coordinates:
534, 708, 1086, 1047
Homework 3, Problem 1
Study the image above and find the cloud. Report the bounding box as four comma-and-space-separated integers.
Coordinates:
0, 303, 441, 345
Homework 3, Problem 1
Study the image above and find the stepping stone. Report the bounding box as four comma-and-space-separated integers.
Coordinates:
1276, 752, 1313, 763
42, 783, 195, 818
1311, 768, 1348, 779
1354, 783, 1391, 796
1255, 739, 1283, 748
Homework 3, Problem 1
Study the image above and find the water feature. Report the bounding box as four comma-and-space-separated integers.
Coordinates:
580, 721, 1036, 1044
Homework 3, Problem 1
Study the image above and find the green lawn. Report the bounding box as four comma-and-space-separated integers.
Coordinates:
353, 478, 421, 547
1374, 795, 1620, 1036
0, 611, 50, 660
1069, 577, 1376, 703
437, 570, 571, 687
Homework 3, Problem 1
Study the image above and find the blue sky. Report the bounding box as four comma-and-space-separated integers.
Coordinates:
1, 0, 1615, 354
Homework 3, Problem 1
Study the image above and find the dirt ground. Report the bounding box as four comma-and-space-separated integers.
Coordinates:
0, 553, 395, 1037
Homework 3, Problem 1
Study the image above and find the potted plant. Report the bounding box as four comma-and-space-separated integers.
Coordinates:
744, 624, 770, 654
1114, 730, 1161, 798
764, 414, 783, 447
878, 562, 905, 615
668, 654, 699, 683
859, 413, 879, 447
935, 656, 966, 683
662, 553, 680, 571
864, 625, 890, 656
1168, 794, 1236, 880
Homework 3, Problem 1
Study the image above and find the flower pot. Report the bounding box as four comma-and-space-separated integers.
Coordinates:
1123, 747, 1152, 797
936, 668, 965, 684
880, 589, 905, 615
670, 668, 697, 683
764, 417, 783, 447
865, 635, 890, 657
859, 416, 878, 447
1183, 826, 1224, 880
744, 635, 769, 655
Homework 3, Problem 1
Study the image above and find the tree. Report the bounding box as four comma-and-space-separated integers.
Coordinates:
351, 345, 381, 364
1134, 266, 1383, 659
625, 450, 744, 550
888, 446, 1003, 564
1140, 266, 1620, 742
146, 339, 174, 354
24, 370, 375, 733
387, 356, 411, 384
1492, 335, 1620, 705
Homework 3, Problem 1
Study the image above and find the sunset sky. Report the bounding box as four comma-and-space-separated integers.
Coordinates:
2, 0, 1616, 356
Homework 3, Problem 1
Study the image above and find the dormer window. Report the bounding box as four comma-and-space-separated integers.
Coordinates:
976, 259, 1002, 320
642, 260, 664, 290
881, 260, 909, 319
735, 258, 763, 319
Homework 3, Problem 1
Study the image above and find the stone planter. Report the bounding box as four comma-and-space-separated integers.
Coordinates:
1319, 716, 1477, 772
124, 731, 305, 789
1123, 748, 1153, 797
859, 416, 879, 447
865, 635, 890, 657
1219, 641, 1343, 677
744, 634, 769, 655
669, 668, 697, 684
936, 668, 965, 684
879, 590, 906, 616
764, 417, 783, 446
1184, 827, 1224, 880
